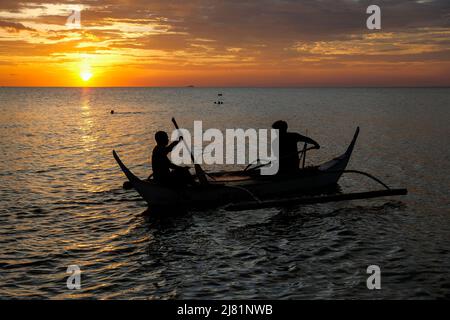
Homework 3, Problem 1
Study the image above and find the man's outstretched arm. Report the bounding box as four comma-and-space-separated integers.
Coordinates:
166, 136, 183, 153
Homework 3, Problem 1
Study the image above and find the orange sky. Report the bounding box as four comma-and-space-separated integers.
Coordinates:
0, 1, 449, 87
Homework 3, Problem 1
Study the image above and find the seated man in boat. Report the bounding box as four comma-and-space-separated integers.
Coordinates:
272, 120, 320, 173
152, 131, 195, 187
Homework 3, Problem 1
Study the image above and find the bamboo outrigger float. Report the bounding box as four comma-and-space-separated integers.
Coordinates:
113, 126, 407, 211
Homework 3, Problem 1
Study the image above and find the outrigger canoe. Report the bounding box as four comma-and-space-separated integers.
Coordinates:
112, 127, 406, 210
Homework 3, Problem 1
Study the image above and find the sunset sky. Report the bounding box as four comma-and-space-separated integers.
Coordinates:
0, 0, 449, 87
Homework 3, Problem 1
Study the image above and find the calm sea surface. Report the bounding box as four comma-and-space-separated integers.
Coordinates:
0, 87, 449, 299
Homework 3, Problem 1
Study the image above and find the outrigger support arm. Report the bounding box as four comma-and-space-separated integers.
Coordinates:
225, 168, 405, 211
337, 170, 391, 190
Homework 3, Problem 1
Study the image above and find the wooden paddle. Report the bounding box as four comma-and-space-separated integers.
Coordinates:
171, 117, 208, 185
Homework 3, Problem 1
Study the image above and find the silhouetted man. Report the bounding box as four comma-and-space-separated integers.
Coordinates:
152, 131, 194, 187
272, 120, 320, 173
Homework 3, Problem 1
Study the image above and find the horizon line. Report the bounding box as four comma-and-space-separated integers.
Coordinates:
1, 85, 449, 89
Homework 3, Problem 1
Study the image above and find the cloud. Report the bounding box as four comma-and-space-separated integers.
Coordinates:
0, 0, 449, 86
0, 20, 35, 32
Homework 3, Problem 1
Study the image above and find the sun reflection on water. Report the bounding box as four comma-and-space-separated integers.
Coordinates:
80, 88, 96, 149
78, 88, 107, 193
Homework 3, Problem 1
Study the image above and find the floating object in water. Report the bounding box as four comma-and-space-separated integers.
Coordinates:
214, 93, 224, 104
111, 110, 115, 114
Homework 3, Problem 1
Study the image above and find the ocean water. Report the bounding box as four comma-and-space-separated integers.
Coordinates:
0, 87, 449, 299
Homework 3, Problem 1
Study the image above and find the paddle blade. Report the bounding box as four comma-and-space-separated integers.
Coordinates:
194, 164, 208, 184
171, 117, 179, 129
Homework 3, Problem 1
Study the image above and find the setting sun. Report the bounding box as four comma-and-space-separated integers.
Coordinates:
80, 71, 92, 82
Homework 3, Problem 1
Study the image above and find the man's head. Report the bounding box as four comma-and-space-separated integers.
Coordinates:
272, 120, 288, 133
155, 131, 169, 146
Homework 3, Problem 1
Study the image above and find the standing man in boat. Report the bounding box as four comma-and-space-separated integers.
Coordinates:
152, 131, 195, 187
272, 120, 320, 173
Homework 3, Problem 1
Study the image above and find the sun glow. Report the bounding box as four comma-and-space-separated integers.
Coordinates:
80, 70, 92, 82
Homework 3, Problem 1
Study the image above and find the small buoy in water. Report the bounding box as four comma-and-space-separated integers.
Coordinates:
111, 110, 114, 114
